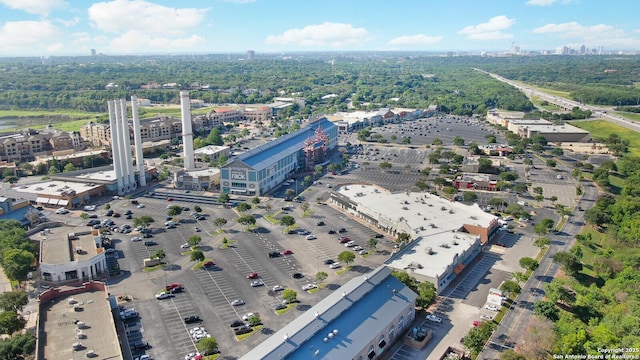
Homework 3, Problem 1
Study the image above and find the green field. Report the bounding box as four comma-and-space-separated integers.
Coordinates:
530, 95, 560, 111
572, 120, 640, 157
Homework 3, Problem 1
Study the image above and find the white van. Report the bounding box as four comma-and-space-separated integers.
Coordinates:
55, 207, 69, 214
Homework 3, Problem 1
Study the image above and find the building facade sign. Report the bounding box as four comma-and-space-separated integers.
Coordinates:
230, 169, 247, 180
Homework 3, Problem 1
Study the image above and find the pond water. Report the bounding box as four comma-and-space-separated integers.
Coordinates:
0, 116, 73, 131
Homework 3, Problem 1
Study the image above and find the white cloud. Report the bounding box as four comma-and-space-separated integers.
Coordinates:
88, 1, 209, 36
458, 16, 515, 40
266, 22, 370, 48
0, 0, 67, 16
532, 21, 640, 49
387, 34, 443, 47
526, 0, 557, 5
56, 17, 80, 27
0, 20, 61, 51
107, 30, 205, 53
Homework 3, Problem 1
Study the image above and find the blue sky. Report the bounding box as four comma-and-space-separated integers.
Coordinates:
0, 0, 638, 57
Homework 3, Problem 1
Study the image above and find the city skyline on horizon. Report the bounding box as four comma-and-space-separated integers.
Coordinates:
0, 0, 639, 57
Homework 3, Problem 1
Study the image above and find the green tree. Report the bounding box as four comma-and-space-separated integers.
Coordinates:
237, 215, 256, 227
397, 232, 411, 243
282, 289, 297, 303
280, 215, 296, 227
337, 251, 356, 266
0, 291, 28, 313
379, 161, 392, 169
104, 204, 110, 210
432, 138, 442, 146
188, 235, 202, 248
534, 237, 550, 248
217, 193, 230, 204
0, 333, 35, 359
3, 176, 18, 184
190, 250, 205, 262
553, 251, 583, 275
213, 217, 227, 230
500, 280, 521, 298
415, 281, 437, 308
315, 272, 328, 282
478, 158, 493, 173
151, 250, 166, 262
193, 205, 202, 213
533, 300, 559, 321
206, 127, 223, 146
133, 215, 154, 230
167, 205, 183, 217
196, 337, 218, 355
251, 196, 261, 205
453, 136, 465, 146
236, 203, 251, 212
463, 191, 478, 202
0, 311, 26, 335
79, 212, 89, 224
63, 163, 76, 172
464, 321, 496, 355
519, 257, 539, 271
285, 189, 296, 200
545, 159, 557, 168
2, 249, 34, 281
367, 238, 378, 252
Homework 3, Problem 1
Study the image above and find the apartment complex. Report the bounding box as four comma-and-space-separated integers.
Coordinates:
0, 127, 84, 162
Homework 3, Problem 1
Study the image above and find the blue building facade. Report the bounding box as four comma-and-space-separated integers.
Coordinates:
220, 118, 338, 196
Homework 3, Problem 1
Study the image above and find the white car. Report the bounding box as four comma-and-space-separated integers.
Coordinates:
55, 207, 69, 214
194, 227, 201, 232
131, 236, 142, 242
329, 262, 341, 269
485, 304, 499, 311
353, 245, 363, 251
305, 235, 317, 240
155, 292, 171, 300
230, 299, 245, 306
345, 241, 355, 247
136, 204, 145, 208
302, 284, 317, 291
189, 326, 206, 334
242, 312, 255, 321
250, 280, 264, 287
426, 314, 442, 323
358, 250, 368, 255
181, 243, 191, 249
84, 205, 96, 211
272, 285, 284, 292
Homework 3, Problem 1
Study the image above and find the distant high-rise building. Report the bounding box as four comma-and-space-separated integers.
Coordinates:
91, 48, 97, 56
580, 45, 586, 54
247, 50, 255, 60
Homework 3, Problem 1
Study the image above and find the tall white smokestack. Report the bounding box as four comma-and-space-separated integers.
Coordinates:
131, 95, 146, 187
107, 100, 124, 194
116, 99, 130, 191
119, 99, 136, 189
180, 91, 195, 170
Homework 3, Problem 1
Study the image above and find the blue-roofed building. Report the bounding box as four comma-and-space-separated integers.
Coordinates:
220, 118, 338, 196
240, 265, 418, 360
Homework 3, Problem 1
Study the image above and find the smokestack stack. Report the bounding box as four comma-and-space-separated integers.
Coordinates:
116, 99, 131, 191
107, 100, 124, 194
180, 91, 195, 170
131, 96, 146, 187
119, 99, 136, 189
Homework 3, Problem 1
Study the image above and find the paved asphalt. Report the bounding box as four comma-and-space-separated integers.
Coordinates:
477, 180, 598, 359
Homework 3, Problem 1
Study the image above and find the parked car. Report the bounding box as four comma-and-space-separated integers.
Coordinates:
143, 240, 157, 246
329, 262, 341, 269
485, 304, 499, 311
316, 221, 325, 226
302, 284, 317, 291
184, 315, 201, 324
338, 228, 347, 233
203, 261, 215, 268
375, 233, 384, 238
345, 241, 355, 247
358, 250, 368, 255
328, 230, 336, 234
131, 236, 142, 242
166, 283, 184, 292
268, 251, 280, 258
272, 285, 284, 292
426, 314, 442, 323
250, 280, 264, 287
275, 303, 287, 310
181, 243, 190, 249
242, 313, 255, 321
323, 259, 335, 265
105, 210, 114, 216
246, 272, 259, 279
194, 227, 201, 232
281, 250, 293, 255
55, 207, 69, 214
155, 292, 172, 300
230, 299, 245, 306
292, 273, 304, 279
305, 235, 317, 240
230, 320, 245, 328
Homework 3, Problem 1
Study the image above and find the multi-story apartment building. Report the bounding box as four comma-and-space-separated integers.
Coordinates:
0, 128, 84, 162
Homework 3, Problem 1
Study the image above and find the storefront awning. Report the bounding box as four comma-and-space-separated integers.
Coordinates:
48, 199, 59, 205
35, 197, 48, 203
58, 199, 69, 206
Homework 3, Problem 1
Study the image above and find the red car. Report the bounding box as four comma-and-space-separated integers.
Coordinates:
281, 250, 294, 255
246, 272, 258, 279
203, 261, 215, 268
167, 197, 173, 201
166, 283, 183, 292
338, 237, 351, 243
